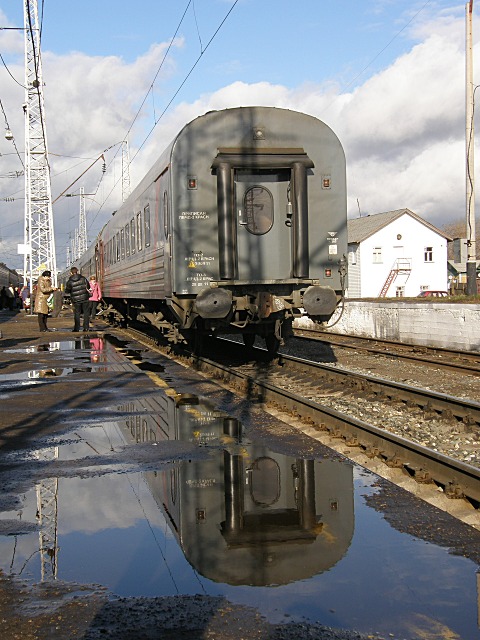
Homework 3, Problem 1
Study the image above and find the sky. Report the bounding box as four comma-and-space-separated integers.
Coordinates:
0, 0, 477, 271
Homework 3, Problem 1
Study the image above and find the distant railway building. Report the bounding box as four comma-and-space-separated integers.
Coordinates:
347, 209, 451, 298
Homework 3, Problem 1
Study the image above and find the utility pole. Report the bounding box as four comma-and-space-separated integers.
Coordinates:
466, 0, 477, 295
23, 0, 57, 287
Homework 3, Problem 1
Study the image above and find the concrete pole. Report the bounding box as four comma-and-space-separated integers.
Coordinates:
466, 0, 477, 295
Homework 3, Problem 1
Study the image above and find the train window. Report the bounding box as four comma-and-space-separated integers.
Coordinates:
136, 211, 143, 251
163, 191, 169, 238
116, 232, 120, 262
144, 204, 151, 248
130, 218, 136, 254
125, 224, 130, 256
243, 185, 274, 235
112, 236, 116, 263
120, 228, 125, 260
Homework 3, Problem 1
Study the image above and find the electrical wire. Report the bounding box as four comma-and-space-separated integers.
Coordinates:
0, 97, 24, 170
322, 0, 433, 113
0, 51, 26, 88
122, 1, 193, 147
88, 0, 239, 232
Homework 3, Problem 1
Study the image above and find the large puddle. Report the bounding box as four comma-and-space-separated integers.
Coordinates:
0, 340, 479, 638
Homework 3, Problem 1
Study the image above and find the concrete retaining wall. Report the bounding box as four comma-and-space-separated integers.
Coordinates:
295, 302, 480, 351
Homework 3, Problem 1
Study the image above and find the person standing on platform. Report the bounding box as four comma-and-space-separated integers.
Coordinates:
51, 288, 64, 318
34, 270, 54, 332
65, 267, 90, 332
87, 275, 102, 323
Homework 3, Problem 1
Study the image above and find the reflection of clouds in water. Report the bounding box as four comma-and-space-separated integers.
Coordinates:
57, 473, 167, 535
0, 472, 171, 575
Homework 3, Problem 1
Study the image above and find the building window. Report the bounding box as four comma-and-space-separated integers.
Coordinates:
424, 246, 433, 262
395, 286, 405, 297
349, 249, 357, 265
373, 247, 382, 264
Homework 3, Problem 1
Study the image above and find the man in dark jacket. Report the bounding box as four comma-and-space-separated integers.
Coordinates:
65, 267, 90, 332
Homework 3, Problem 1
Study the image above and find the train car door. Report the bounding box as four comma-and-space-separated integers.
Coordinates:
235, 169, 291, 281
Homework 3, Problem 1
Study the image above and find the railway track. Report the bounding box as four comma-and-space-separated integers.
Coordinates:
115, 326, 480, 521
293, 327, 480, 376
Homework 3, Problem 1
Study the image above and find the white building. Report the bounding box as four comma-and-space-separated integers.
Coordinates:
346, 209, 451, 298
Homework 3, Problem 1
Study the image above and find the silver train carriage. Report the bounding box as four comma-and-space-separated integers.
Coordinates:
68, 107, 347, 351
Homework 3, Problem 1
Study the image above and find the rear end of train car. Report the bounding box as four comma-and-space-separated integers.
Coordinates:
166, 106, 347, 350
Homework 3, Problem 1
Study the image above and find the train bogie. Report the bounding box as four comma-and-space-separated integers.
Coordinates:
65, 107, 348, 351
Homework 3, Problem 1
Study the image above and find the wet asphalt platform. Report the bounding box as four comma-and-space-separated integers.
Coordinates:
0, 309, 480, 640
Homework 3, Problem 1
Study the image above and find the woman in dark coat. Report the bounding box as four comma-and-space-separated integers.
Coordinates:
34, 270, 54, 332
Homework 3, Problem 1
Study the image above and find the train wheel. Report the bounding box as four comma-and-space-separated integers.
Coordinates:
242, 333, 255, 349
265, 333, 280, 356
187, 321, 205, 356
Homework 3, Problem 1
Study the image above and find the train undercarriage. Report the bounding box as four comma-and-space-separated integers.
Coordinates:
99, 283, 339, 356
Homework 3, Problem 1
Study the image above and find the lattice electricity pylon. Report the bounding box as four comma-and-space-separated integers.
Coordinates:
122, 139, 131, 203
77, 187, 88, 256
35, 446, 59, 581
23, 0, 57, 286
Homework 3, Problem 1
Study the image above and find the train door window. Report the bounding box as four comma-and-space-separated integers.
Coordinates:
130, 218, 136, 254
125, 224, 130, 256
242, 185, 274, 235
136, 211, 143, 251
144, 204, 151, 248
249, 457, 281, 506
116, 232, 120, 262
120, 228, 125, 260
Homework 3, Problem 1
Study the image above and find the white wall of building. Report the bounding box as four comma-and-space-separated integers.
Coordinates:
296, 301, 480, 351
348, 213, 449, 298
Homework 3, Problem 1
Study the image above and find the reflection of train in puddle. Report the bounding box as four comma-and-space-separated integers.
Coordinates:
118, 393, 354, 586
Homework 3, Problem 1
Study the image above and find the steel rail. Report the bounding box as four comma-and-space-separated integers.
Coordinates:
194, 354, 480, 507
279, 353, 480, 427
293, 328, 480, 376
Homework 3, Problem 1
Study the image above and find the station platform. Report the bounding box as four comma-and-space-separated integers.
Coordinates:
0, 308, 158, 454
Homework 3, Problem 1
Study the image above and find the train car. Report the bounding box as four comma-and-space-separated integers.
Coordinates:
67, 106, 347, 352
0, 263, 21, 289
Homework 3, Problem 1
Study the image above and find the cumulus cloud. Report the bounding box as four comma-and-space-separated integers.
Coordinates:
0, 7, 476, 270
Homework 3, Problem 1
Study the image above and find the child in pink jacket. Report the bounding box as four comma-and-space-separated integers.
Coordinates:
88, 275, 102, 319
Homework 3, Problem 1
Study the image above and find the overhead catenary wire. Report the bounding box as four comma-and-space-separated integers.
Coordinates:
0, 97, 24, 169
87, 0, 239, 233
